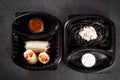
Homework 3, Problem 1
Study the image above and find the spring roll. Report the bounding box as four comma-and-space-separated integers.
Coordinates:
23, 50, 38, 64
38, 52, 50, 64
25, 41, 49, 53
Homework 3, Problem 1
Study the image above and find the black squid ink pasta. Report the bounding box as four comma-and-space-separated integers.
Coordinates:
67, 17, 111, 51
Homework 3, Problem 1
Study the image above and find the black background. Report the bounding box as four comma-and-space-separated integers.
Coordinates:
0, 0, 120, 80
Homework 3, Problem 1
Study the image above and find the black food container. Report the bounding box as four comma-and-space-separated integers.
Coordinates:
64, 14, 116, 73
12, 12, 62, 70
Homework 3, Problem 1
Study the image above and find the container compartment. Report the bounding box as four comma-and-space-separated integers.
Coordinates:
64, 14, 116, 73
12, 12, 62, 70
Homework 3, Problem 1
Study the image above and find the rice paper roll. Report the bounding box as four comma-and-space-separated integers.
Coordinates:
38, 52, 50, 64
23, 50, 38, 64
25, 41, 49, 53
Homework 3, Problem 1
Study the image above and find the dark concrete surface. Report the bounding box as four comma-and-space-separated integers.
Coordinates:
0, 0, 120, 80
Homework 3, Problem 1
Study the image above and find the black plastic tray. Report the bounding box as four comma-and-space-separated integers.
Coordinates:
12, 12, 62, 70
64, 14, 116, 73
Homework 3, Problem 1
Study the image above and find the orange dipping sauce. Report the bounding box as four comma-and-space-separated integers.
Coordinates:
29, 18, 44, 33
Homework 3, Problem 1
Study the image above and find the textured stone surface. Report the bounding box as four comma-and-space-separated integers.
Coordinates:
0, 0, 119, 80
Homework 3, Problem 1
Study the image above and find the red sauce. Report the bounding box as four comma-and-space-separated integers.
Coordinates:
29, 18, 43, 33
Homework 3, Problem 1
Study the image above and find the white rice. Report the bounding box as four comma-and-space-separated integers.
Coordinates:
79, 26, 97, 41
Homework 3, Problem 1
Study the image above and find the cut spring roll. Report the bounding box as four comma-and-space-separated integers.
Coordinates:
38, 52, 50, 64
23, 50, 38, 64
25, 41, 49, 53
